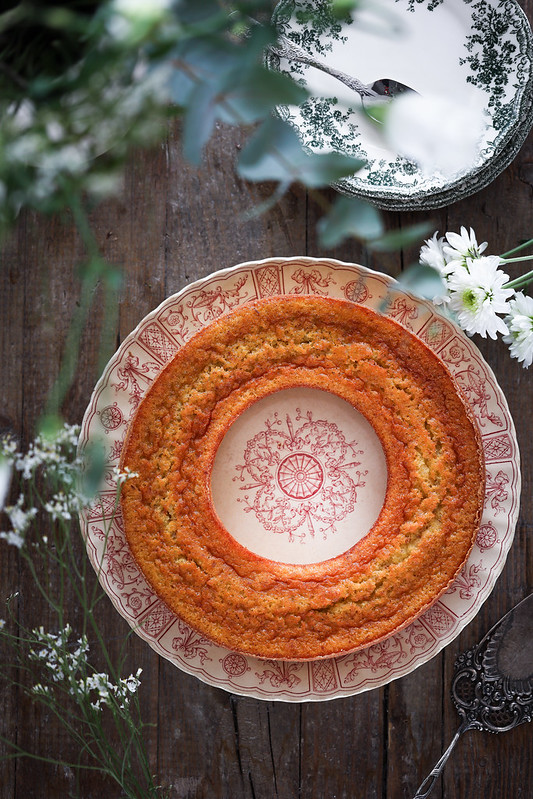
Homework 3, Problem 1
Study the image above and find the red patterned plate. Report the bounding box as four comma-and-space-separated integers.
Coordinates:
79, 258, 520, 702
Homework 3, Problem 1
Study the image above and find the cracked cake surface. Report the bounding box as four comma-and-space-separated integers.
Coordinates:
119, 296, 485, 660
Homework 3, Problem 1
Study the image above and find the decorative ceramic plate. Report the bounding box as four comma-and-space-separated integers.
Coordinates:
267, 0, 533, 210
79, 258, 520, 702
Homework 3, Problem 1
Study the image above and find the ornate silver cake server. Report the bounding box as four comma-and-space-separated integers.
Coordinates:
413, 592, 533, 799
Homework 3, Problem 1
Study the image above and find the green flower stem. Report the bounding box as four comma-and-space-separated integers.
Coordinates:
0, 733, 120, 780
501, 256, 533, 265
500, 238, 533, 258
503, 267, 533, 290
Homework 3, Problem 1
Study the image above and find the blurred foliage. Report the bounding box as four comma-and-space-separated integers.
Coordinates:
0, 0, 425, 250
0, 0, 430, 423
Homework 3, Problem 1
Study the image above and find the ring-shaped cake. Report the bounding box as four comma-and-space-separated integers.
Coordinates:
119, 296, 485, 660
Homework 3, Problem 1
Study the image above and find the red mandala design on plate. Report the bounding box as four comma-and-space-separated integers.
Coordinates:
277, 452, 324, 499
221, 653, 249, 678
98, 403, 124, 432
342, 278, 370, 303
476, 522, 499, 552
235, 410, 367, 542
483, 434, 513, 461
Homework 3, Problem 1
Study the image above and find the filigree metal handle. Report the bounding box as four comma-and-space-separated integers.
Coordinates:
412, 720, 473, 799
413, 594, 533, 799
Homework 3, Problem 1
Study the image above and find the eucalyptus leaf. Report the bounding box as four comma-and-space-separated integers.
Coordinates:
238, 117, 364, 187
366, 222, 432, 252
183, 81, 218, 165
242, 180, 292, 219
396, 262, 445, 300
173, 24, 276, 80
220, 67, 309, 124
173, 0, 228, 29
174, 36, 247, 77
167, 67, 197, 108
317, 195, 383, 248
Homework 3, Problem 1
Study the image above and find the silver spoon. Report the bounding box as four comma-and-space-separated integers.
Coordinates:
269, 34, 416, 102
412, 593, 533, 799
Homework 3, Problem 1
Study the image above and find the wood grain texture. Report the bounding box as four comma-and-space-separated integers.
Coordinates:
1, 4, 532, 793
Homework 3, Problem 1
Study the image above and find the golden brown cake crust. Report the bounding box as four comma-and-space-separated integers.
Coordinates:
119, 296, 485, 660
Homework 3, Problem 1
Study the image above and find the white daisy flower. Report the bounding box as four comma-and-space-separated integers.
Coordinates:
420, 232, 448, 276
503, 292, 533, 368
443, 226, 488, 269
447, 256, 514, 339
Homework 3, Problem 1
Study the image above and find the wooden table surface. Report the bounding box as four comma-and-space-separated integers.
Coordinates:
1, 14, 532, 796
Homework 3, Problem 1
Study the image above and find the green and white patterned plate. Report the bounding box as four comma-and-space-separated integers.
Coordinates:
267, 0, 533, 209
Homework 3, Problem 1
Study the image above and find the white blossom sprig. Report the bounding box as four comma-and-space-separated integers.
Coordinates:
29, 625, 142, 711
0, 422, 157, 797
420, 228, 533, 367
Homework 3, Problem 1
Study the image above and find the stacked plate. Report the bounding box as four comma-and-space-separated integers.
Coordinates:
267, 0, 533, 210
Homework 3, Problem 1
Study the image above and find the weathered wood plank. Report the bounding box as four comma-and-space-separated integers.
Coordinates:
1, 12, 532, 792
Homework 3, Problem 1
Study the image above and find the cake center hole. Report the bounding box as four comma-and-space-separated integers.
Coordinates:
210, 388, 388, 565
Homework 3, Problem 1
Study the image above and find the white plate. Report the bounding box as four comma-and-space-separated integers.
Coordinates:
267, 0, 533, 209
79, 257, 520, 702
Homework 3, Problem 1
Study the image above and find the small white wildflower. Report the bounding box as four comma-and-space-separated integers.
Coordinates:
115, 668, 143, 708
15, 423, 82, 480
113, 0, 171, 15
0, 496, 38, 548
121, 667, 143, 694
78, 667, 142, 710
8, 495, 38, 532
8, 99, 36, 131
37, 144, 89, 175
0, 619, 6, 630
32, 683, 51, 697
29, 626, 89, 683
503, 292, 533, 368
45, 121, 65, 143
112, 465, 139, 486
0, 529, 25, 549
447, 256, 514, 339
0, 436, 17, 460
44, 491, 78, 522
81, 672, 115, 710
